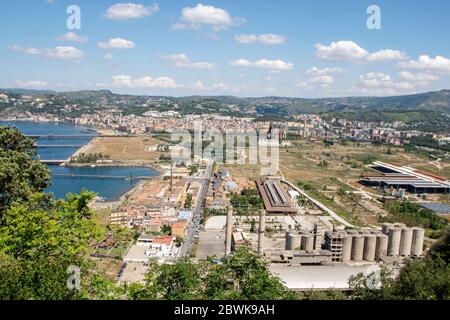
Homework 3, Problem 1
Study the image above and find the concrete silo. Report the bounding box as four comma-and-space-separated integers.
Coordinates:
387, 227, 401, 256
382, 223, 391, 235
400, 227, 413, 256
286, 232, 302, 250
375, 234, 388, 260
351, 235, 364, 261
411, 227, 425, 257
363, 234, 376, 262
342, 235, 353, 262
301, 234, 314, 251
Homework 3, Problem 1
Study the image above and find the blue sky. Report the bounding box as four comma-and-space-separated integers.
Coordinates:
1, 0, 450, 97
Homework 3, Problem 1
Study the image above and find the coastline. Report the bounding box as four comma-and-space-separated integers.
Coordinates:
3, 118, 163, 203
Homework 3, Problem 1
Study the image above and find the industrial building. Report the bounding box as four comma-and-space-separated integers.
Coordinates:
360, 161, 450, 194
323, 224, 424, 263
256, 177, 297, 214
266, 249, 333, 266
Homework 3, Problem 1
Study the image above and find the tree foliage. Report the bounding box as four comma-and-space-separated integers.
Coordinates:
128, 247, 291, 300
0, 126, 50, 215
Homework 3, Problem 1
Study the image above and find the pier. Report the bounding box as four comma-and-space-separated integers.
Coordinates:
52, 174, 152, 181
36, 144, 85, 148
41, 160, 67, 165
27, 134, 97, 139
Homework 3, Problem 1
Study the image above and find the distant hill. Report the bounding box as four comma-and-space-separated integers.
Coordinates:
0, 88, 56, 95
1, 88, 450, 115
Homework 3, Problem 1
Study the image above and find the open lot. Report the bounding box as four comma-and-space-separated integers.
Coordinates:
82, 136, 164, 164
196, 230, 225, 260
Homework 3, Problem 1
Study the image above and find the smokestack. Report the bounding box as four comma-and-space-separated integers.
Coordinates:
258, 210, 266, 253
225, 206, 233, 257
170, 162, 173, 191
303, 117, 307, 138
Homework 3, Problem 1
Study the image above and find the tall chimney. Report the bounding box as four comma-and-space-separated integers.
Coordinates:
225, 206, 233, 257
258, 210, 266, 253
170, 162, 173, 191
303, 117, 307, 138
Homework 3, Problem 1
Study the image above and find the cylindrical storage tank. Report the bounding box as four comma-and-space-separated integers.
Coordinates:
301, 235, 314, 251
388, 227, 401, 256
400, 227, 413, 256
375, 234, 388, 260
342, 235, 353, 262
351, 236, 364, 261
382, 223, 391, 235
285, 232, 292, 250
363, 235, 376, 262
411, 227, 425, 257
286, 233, 302, 250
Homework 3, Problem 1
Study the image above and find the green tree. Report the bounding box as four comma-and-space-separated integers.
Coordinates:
0, 126, 50, 215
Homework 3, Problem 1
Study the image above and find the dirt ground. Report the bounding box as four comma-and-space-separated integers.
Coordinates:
82, 136, 164, 163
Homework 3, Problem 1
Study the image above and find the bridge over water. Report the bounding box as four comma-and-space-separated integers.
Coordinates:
52, 174, 152, 180
27, 134, 98, 139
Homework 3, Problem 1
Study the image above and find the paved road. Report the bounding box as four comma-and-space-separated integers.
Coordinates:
179, 159, 214, 257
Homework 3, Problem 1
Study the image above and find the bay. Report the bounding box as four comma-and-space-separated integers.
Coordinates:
1, 120, 158, 201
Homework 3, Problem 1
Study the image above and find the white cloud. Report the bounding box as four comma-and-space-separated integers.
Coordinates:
315, 41, 409, 64
159, 53, 216, 69
366, 49, 408, 62
10, 45, 86, 60
399, 55, 450, 74
105, 3, 159, 21
45, 46, 86, 60
305, 66, 344, 76
98, 38, 135, 49
14, 80, 49, 88
315, 41, 369, 61
398, 71, 440, 82
297, 74, 335, 91
56, 31, 88, 43
230, 58, 293, 71
175, 4, 245, 31
310, 75, 334, 86
235, 34, 286, 45
354, 72, 425, 96
104, 53, 114, 60
9, 45, 43, 55
111, 75, 177, 89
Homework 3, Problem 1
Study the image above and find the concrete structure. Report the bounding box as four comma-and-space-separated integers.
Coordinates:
232, 231, 251, 250
400, 227, 413, 256
302, 234, 315, 251
258, 210, 266, 253
387, 227, 401, 256
411, 227, 425, 257
266, 250, 333, 266
341, 235, 353, 263
351, 236, 364, 261
270, 264, 385, 291
225, 207, 233, 257
285, 232, 302, 250
363, 234, 376, 262
324, 230, 344, 262
375, 234, 388, 260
